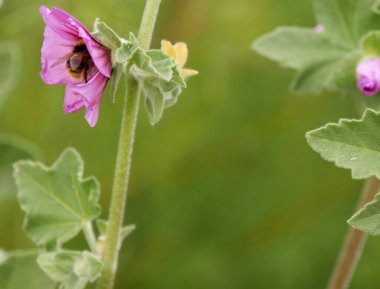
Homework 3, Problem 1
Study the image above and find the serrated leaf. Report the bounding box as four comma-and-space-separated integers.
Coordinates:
13, 148, 101, 246
252, 27, 347, 94
0, 42, 20, 112
306, 109, 380, 179
0, 134, 39, 200
38, 251, 102, 289
0, 251, 56, 289
314, 0, 380, 49
348, 192, 380, 235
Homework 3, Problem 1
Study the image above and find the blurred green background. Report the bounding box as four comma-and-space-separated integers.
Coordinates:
0, 0, 379, 288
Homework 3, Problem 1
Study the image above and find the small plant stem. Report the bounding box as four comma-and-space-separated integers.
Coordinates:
326, 177, 380, 289
138, 0, 162, 50
83, 221, 98, 254
96, 1, 162, 289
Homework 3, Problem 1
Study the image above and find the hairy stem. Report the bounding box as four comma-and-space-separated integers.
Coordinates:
326, 177, 380, 289
96, 1, 161, 289
83, 221, 98, 254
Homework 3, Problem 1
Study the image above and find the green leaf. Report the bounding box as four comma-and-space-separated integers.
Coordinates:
306, 109, 380, 179
96, 219, 136, 241
37, 251, 102, 289
131, 49, 186, 125
0, 251, 56, 289
361, 31, 380, 57
348, 192, 380, 235
13, 148, 101, 247
92, 19, 122, 50
0, 42, 20, 112
114, 34, 139, 64
328, 51, 361, 93
313, 0, 380, 49
0, 134, 39, 200
252, 27, 347, 94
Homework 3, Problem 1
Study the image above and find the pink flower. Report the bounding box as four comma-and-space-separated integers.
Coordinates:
356, 58, 380, 97
39, 6, 112, 126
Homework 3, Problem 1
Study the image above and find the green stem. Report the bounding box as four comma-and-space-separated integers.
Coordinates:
83, 221, 98, 254
96, 1, 162, 289
138, 0, 162, 50
326, 177, 380, 289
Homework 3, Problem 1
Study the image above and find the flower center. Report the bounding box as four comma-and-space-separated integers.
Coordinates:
66, 41, 94, 83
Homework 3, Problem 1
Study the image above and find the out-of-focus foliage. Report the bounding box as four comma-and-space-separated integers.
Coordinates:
0, 251, 56, 289
0, 0, 379, 289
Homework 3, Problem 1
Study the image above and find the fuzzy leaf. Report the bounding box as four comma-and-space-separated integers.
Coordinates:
0, 42, 20, 112
348, 192, 380, 235
92, 19, 121, 50
306, 109, 380, 179
13, 148, 101, 246
0, 251, 56, 289
0, 135, 39, 200
314, 0, 380, 49
252, 27, 347, 94
37, 251, 102, 289
131, 49, 186, 125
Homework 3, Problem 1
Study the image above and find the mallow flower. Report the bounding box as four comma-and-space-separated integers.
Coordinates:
39, 6, 112, 126
356, 58, 380, 97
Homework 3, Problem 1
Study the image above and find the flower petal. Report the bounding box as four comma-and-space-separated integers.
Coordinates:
70, 72, 108, 126
173, 42, 188, 68
39, 6, 86, 39
78, 27, 112, 78
161, 40, 177, 60
40, 26, 80, 84
180, 68, 199, 78
64, 85, 84, 113
84, 104, 100, 127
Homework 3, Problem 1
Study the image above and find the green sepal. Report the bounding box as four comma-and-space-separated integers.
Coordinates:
110, 63, 125, 102
306, 109, 380, 180
13, 148, 101, 247
131, 49, 186, 125
0, 250, 56, 289
96, 219, 136, 242
37, 251, 102, 289
348, 191, 380, 235
361, 31, 380, 57
92, 19, 121, 50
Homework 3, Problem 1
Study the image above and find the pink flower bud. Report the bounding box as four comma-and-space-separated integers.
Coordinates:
356, 58, 380, 97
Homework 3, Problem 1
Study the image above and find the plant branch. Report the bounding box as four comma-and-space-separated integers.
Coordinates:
326, 177, 380, 289
96, 1, 162, 288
